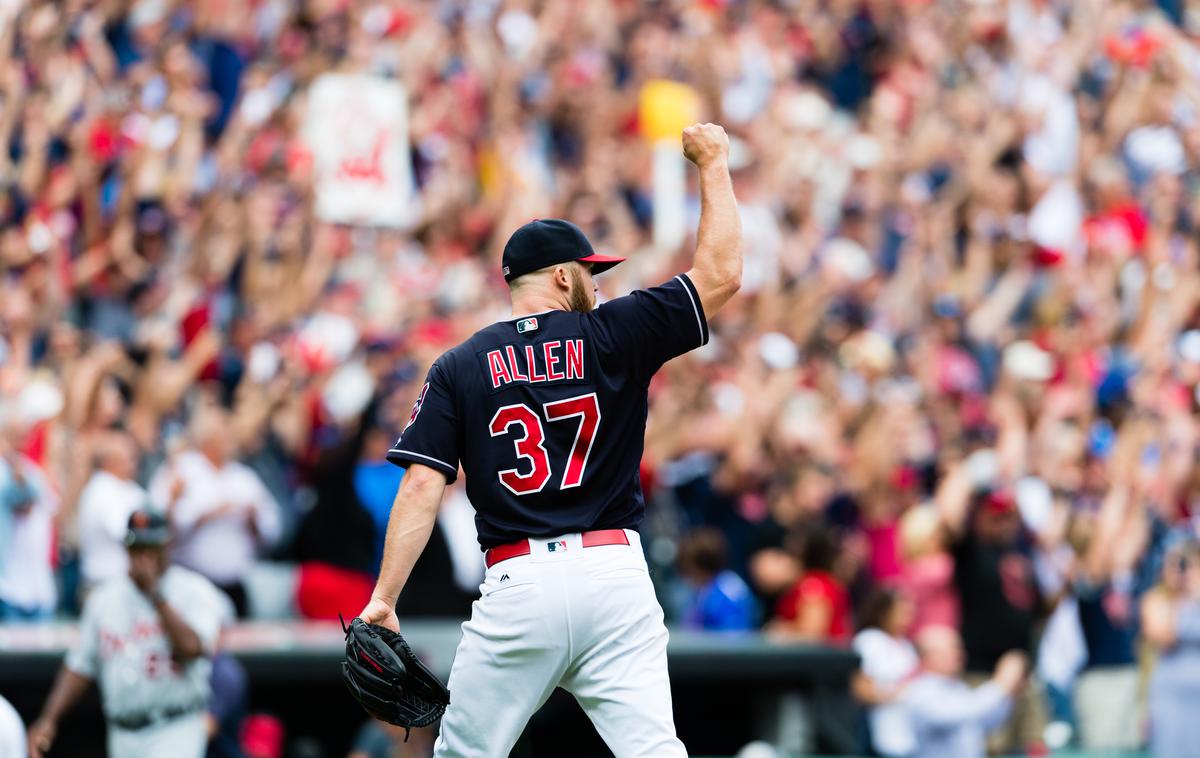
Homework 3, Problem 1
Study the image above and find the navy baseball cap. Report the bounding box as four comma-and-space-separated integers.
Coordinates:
501, 219, 625, 282
125, 509, 171, 548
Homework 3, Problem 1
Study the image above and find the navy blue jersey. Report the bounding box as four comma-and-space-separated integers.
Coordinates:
387, 274, 708, 549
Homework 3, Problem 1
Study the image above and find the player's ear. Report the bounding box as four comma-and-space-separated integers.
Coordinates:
552, 265, 571, 290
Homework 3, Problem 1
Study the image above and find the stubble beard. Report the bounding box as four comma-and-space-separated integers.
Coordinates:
568, 268, 594, 313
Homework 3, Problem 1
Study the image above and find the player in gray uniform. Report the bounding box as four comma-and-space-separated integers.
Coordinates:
0, 694, 26, 756
28, 510, 230, 758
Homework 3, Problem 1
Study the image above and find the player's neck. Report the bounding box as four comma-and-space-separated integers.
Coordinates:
509, 293, 568, 319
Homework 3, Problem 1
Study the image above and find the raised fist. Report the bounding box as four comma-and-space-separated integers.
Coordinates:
682, 123, 729, 168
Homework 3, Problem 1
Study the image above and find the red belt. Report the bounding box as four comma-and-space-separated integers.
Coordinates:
484, 529, 630, 569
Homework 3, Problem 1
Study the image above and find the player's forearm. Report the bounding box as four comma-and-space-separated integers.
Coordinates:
687, 158, 742, 314
38, 667, 92, 724
372, 465, 447, 606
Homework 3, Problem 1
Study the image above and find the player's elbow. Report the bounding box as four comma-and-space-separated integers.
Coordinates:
399, 464, 448, 513
721, 262, 743, 297
713, 272, 741, 309
700, 266, 742, 315
171, 638, 205, 663
690, 259, 742, 313
712, 243, 743, 296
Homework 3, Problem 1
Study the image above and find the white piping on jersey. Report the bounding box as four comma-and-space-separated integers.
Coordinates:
674, 275, 706, 344
387, 449, 457, 472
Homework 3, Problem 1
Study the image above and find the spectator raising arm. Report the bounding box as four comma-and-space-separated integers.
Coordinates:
906, 651, 1026, 732
933, 460, 975, 539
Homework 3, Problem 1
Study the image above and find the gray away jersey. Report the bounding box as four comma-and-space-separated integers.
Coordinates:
66, 566, 231, 720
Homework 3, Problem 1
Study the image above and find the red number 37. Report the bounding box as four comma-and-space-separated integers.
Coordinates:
489, 393, 601, 495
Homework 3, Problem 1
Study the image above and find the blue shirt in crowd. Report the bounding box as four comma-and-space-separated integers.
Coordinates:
353, 462, 404, 573
684, 570, 757, 631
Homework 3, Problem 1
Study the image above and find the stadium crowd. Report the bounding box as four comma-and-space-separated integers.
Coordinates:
2, 0, 1200, 755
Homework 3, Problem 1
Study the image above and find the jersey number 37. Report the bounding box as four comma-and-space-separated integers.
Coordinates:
488, 392, 601, 495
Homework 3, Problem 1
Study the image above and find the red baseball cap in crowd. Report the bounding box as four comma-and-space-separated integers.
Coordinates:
501, 219, 625, 282
241, 713, 285, 758
984, 489, 1017, 514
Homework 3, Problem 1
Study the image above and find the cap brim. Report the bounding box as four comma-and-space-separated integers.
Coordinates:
578, 253, 625, 275
125, 528, 171, 547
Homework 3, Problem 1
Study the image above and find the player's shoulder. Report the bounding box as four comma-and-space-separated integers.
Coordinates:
447, 311, 585, 359
163, 567, 235, 622
87, 575, 135, 605
592, 273, 698, 316
163, 565, 220, 598
474, 310, 581, 340
79, 574, 137, 620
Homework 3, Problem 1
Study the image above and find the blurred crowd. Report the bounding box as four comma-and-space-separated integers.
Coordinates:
2, 0, 1200, 755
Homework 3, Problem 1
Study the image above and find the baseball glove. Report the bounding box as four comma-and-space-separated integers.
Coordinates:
341, 617, 450, 738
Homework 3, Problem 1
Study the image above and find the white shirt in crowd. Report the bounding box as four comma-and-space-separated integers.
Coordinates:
439, 485, 485, 593
901, 674, 1012, 758
0, 693, 26, 758
149, 451, 281, 586
853, 628, 919, 757
0, 455, 58, 613
66, 565, 232, 720
77, 470, 150, 587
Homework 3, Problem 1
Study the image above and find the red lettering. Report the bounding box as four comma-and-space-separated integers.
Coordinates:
487, 350, 512, 388
505, 346, 528, 382
336, 134, 386, 185
144, 649, 180, 679
543, 341, 565, 381
100, 630, 124, 658
525, 345, 548, 382
130, 620, 163, 641
543, 393, 601, 488
489, 404, 551, 495
565, 340, 585, 379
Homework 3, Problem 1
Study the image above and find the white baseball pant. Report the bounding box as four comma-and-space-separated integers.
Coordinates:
107, 712, 207, 758
433, 529, 686, 757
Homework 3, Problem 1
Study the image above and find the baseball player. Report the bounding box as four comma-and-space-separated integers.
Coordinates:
358, 123, 741, 757
0, 694, 25, 757
28, 510, 231, 758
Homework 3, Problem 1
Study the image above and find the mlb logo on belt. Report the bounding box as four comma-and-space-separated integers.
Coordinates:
546, 540, 567, 552
516, 317, 539, 334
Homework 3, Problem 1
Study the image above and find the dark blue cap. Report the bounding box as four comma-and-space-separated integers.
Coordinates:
501, 219, 625, 282
125, 509, 171, 548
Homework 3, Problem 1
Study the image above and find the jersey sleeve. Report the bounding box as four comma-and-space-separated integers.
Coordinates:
386, 359, 460, 483
590, 274, 708, 379
176, 574, 229, 655
64, 594, 101, 679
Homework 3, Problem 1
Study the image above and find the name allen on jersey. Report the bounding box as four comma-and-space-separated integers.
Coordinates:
483, 339, 586, 389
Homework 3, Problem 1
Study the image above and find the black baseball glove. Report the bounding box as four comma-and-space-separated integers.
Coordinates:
341, 617, 450, 738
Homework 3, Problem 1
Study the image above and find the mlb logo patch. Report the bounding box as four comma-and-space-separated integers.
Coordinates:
546, 540, 568, 553
516, 317, 539, 334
